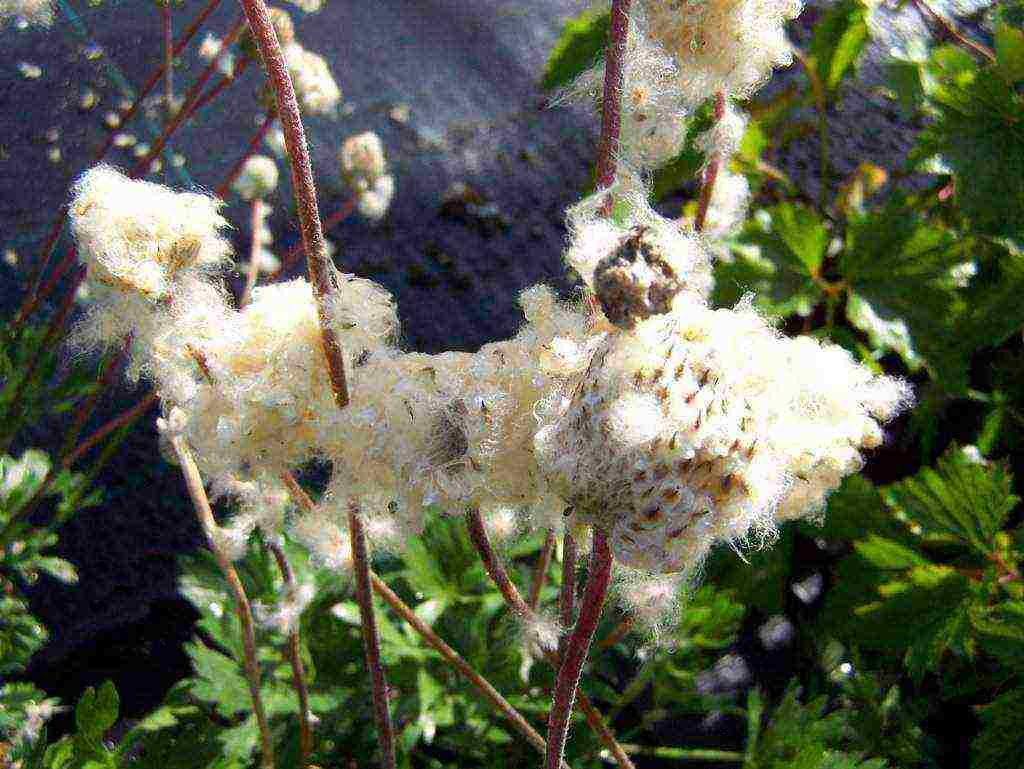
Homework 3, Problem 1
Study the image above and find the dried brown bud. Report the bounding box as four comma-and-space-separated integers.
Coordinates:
593, 226, 682, 328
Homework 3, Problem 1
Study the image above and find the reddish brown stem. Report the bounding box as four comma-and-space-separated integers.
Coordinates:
14, 247, 78, 330
347, 505, 397, 769
597, 616, 633, 652
559, 530, 576, 659
63, 391, 159, 468
133, 13, 248, 177
545, 530, 614, 769
171, 436, 275, 769
694, 92, 727, 233
239, 0, 349, 409
909, 0, 996, 62
216, 108, 277, 199
594, 0, 631, 216
464, 511, 634, 769
529, 529, 557, 612
14, 0, 224, 329
268, 542, 313, 767
162, 1, 175, 123
191, 56, 253, 113
279, 196, 356, 273
241, 198, 265, 307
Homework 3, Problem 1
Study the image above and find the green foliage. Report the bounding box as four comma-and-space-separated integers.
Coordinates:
540, 8, 610, 92
808, 0, 870, 93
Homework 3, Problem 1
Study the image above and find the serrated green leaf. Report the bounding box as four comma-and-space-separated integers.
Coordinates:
885, 445, 1018, 557
913, 45, 1024, 240
186, 641, 252, 718
974, 601, 1024, 671
996, 22, 1024, 83
810, 0, 869, 92
971, 687, 1024, 769
541, 8, 609, 92
715, 205, 827, 317
854, 535, 930, 570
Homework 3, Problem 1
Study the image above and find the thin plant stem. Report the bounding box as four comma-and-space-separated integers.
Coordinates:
559, 530, 576, 659
529, 529, 557, 612
133, 12, 249, 177
63, 392, 159, 468
369, 572, 569, 767
14, 0, 224, 327
279, 196, 356, 273
162, 1, 174, 124
347, 503, 397, 769
545, 530, 614, 769
216, 108, 277, 198
191, 55, 253, 113
464, 509, 634, 769
267, 541, 313, 768
693, 92, 727, 232
596, 615, 633, 651
241, 198, 265, 307
239, 0, 349, 408
169, 435, 275, 769
594, 0, 632, 216
276, 476, 566, 767
910, 0, 996, 62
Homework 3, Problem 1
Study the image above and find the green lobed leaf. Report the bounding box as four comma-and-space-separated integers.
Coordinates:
995, 21, 1024, 84
541, 8, 610, 92
884, 445, 1018, 557
809, 0, 870, 93
971, 687, 1024, 769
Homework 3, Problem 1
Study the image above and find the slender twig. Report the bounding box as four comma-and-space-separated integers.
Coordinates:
545, 530, 614, 769
370, 573, 571, 767
134, 13, 248, 177
909, 0, 996, 63
239, 0, 349, 408
169, 435, 275, 769
529, 529, 557, 612
216, 108, 277, 198
191, 55, 253, 113
464, 510, 634, 769
63, 392, 159, 468
559, 530, 576, 659
162, 1, 175, 123
347, 503, 397, 769
241, 198, 265, 307
594, 0, 632, 216
596, 615, 633, 652
14, 0, 224, 328
693, 92, 727, 232
279, 197, 356, 273
267, 541, 313, 768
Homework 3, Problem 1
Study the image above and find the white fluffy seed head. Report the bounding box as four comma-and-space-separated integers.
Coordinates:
641, 0, 802, 104
535, 295, 911, 576
284, 42, 341, 115
1, 0, 54, 28
232, 155, 279, 200
70, 165, 231, 301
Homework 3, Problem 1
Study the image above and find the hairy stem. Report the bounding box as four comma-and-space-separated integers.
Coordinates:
529, 529, 557, 612
169, 436, 274, 769
594, 0, 632, 215
694, 92, 727, 232
910, 0, 996, 62
545, 530, 614, 769
347, 504, 397, 769
279, 196, 356, 273
162, 1, 174, 123
238, 0, 349, 408
596, 615, 633, 651
370, 572, 569, 767
241, 198, 265, 307
559, 530, 576, 659
267, 541, 313, 767
464, 510, 634, 769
